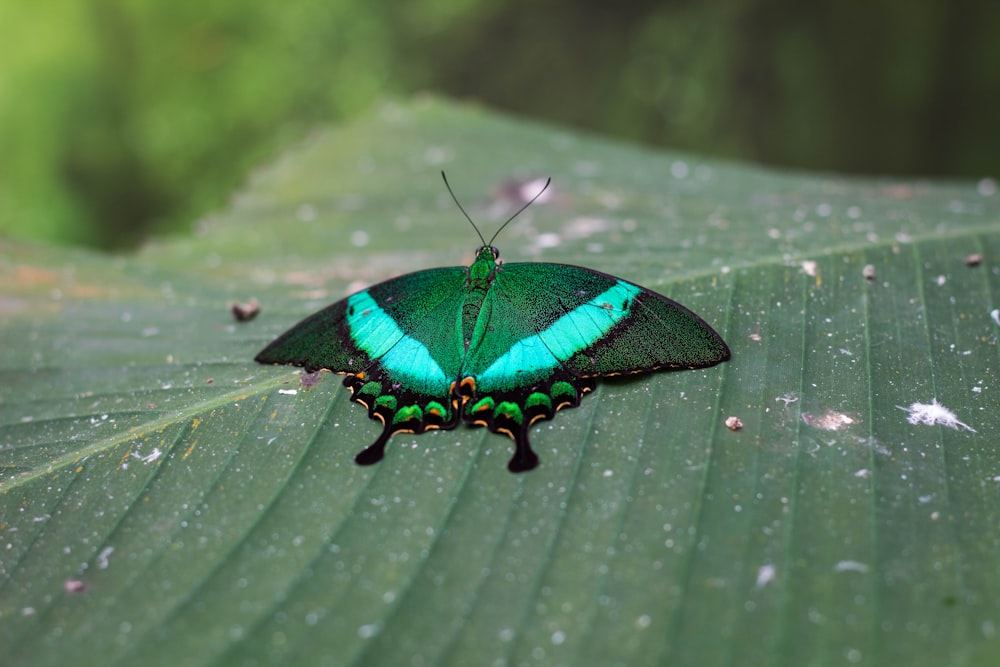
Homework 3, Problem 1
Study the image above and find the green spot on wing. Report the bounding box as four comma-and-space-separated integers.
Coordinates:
494, 401, 523, 424
359, 381, 382, 398
425, 401, 448, 417
393, 405, 423, 425
525, 392, 552, 411
551, 381, 576, 399
374, 395, 397, 410
470, 397, 495, 414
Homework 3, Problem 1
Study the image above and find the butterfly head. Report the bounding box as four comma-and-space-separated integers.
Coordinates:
475, 245, 501, 262
468, 245, 501, 288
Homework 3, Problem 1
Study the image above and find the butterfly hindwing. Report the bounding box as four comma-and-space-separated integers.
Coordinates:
256, 265, 471, 464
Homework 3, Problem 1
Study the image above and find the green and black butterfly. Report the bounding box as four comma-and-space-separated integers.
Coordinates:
256, 174, 730, 472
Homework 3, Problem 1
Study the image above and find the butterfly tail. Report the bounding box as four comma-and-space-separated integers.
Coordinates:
355, 427, 392, 466
507, 424, 540, 473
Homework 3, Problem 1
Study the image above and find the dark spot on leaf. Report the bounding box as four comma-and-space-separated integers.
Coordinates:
231, 298, 260, 322
299, 372, 324, 390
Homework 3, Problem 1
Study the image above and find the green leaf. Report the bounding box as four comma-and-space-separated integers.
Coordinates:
2, 97, 999, 667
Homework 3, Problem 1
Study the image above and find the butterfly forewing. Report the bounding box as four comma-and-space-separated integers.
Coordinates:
464, 262, 729, 388
255, 265, 467, 378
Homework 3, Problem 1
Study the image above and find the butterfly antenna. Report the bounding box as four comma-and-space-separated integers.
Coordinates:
441, 171, 552, 247
441, 171, 487, 247
487, 177, 551, 247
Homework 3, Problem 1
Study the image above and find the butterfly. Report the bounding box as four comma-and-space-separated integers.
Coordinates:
256, 174, 730, 472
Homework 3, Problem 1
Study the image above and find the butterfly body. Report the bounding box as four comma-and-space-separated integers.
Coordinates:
256, 243, 730, 472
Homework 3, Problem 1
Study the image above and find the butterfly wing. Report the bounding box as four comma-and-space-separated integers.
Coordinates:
256, 266, 468, 375
256, 266, 469, 463
540, 262, 731, 376
459, 262, 729, 471
463, 261, 729, 385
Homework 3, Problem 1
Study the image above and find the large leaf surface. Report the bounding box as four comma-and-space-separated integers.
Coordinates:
2, 98, 999, 667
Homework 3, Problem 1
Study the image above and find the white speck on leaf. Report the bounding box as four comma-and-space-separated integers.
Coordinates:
898, 399, 975, 432
802, 410, 856, 431
296, 203, 317, 221
97, 546, 114, 569
64, 579, 87, 594
132, 448, 162, 464
350, 230, 369, 247
358, 622, 381, 639
834, 560, 869, 573
536, 232, 561, 248
756, 564, 777, 588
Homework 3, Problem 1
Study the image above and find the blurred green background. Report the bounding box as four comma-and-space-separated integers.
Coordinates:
1, 0, 997, 249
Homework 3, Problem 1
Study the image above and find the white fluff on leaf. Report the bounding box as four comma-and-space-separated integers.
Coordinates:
898, 399, 976, 433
